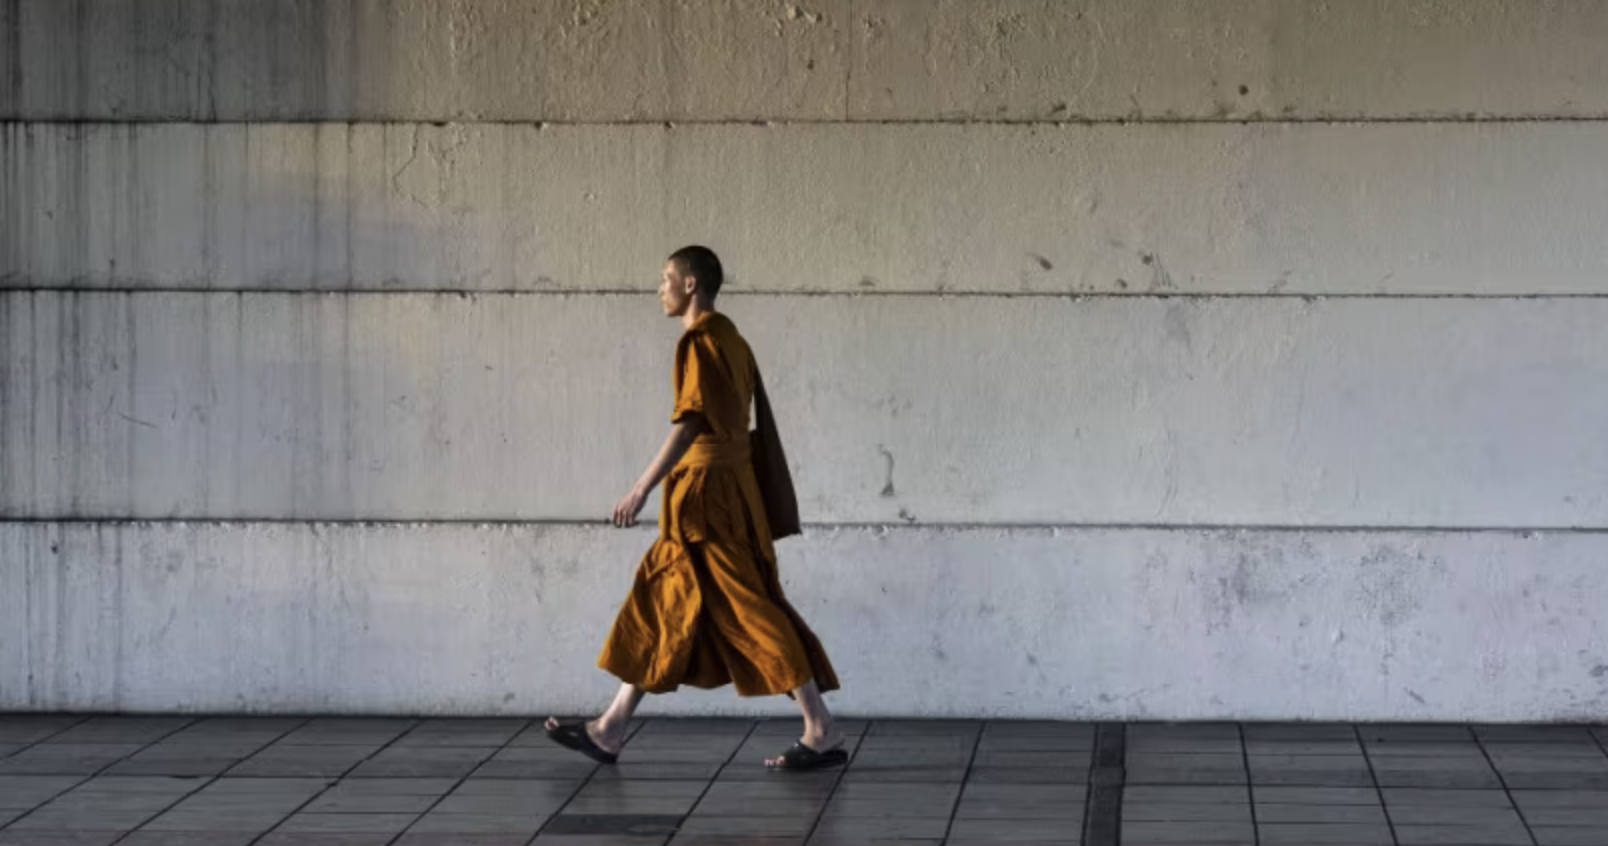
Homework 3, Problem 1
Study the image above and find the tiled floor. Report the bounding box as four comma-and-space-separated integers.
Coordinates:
1, 716, 1605, 845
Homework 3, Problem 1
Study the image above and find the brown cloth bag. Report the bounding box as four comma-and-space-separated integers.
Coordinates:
749, 367, 802, 540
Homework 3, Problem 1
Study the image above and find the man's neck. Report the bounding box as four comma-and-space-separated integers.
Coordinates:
681, 299, 716, 329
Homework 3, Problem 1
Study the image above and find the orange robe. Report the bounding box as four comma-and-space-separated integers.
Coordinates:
598, 312, 840, 697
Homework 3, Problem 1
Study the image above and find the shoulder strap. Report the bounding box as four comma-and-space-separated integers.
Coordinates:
749, 363, 803, 540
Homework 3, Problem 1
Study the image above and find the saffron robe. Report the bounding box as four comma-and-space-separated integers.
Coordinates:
597, 312, 839, 697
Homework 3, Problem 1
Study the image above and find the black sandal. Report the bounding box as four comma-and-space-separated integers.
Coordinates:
544, 721, 619, 765
768, 741, 848, 771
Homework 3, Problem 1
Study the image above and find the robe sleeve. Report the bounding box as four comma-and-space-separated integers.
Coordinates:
672, 332, 732, 440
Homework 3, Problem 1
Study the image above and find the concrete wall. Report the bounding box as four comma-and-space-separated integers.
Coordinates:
3, 0, 1606, 720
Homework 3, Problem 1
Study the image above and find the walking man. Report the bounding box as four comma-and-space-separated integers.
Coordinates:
545, 246, 845, 770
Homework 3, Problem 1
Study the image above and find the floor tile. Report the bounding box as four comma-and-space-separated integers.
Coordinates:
0, 718, 84, 745
562, 795, 702, 815
1388, 804, 1529, 825
163, 718, 306, 746
348, 747, 495, 779
1247, 740, 1364, 756
400, 835, 538, 846
1122, 803, 1253, 822
303, 777, 457, 813
839, 764, 966, 783
1371, 758, 1501, 789
1382, 787, 1513, 807
1475, 725, 1598, 744
808, 815, 951, 840
591, 762, 725, 781
540, 814, 684, 836
1485, 741, 1608, 758
1253, 786, 1380, 805
0, 832, 128, 846
117, 832, 260, 846
1127, 737, 1245, 755
1257, 822, 1395, 844
1359, 725, 1474, 743
867, 720, 982, 736
273, 812, 418, 833
0, 776, 85, 810
1243, 724, 1359, 743
1394, 823, 1533, 845
256, 835, 396, 846
632, 720, 753, 738
1524, 807, 1608, 826
956, 783, 1084, 820
278, 719, 418, 746
1256, 803, 1387, 824
672, 815, 815, 837
1533, 827, 1608, 846
405, 812, 552, 833
821, 797, 954, 818
48, 718, 191, 745
689, 796, 824, 817
0, 745, 145, 776
1128, 723, 1242, 741
574, 780, 709, 800
1123, 785, 1250, 804
1511, 789, 1608, 809
228, 744, 380, 778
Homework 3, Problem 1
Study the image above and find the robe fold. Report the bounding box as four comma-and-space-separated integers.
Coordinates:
597, 312, 840, 697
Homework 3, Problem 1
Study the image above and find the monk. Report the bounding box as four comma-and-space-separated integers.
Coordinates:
545, 245, 845, 770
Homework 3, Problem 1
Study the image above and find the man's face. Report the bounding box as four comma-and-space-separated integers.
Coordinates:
659, 260, 694, 317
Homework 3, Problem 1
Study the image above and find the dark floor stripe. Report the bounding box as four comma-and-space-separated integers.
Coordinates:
1082, 722, 1126, 846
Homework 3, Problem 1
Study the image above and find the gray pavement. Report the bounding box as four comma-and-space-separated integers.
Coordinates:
1, 716, 1606, 845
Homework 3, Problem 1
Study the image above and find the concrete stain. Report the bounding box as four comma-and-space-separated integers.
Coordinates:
878, 446, 896, 498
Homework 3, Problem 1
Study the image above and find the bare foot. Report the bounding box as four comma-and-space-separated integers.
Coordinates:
545, 715, 624, 756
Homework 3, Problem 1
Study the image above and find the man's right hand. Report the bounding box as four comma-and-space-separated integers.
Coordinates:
612, 486, 649, 527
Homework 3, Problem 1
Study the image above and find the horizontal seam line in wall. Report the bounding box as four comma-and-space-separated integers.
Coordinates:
6, 116, 1608, 127
3, 288, 1607, 302
1, 518, 1603, 534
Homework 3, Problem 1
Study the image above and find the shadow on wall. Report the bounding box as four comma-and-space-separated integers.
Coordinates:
0, 121, 521, 291
0, 0, 395, 121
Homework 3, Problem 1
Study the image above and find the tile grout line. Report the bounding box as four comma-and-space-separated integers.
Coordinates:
102, 715, 314, 846
1590, 724, 1608, 759
0, 715, 149, 837
26, 715, 200, 843
0, 714, 96, 819
1354, 724, 1403, 846
521, 716, 633, 845
1237, 723, 1260, 846
1, 714, 91, 757
672, 723, 758, 846
790, 717, 851, 846
1080, 722, 1124, 846
379, 717, 539, 846
233, 715, 422, 846
935, 720, 986, 845
1470, 727, 1541, 846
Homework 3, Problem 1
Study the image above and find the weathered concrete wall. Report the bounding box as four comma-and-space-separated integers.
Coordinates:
4, 523, 1605, 721
6, 123, 1608, 295
3, 292, 1606, 527
4, 0, 1607, 121
3, 0, 1606, 719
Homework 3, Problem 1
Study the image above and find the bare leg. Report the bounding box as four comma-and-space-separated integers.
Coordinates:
547, 683, 642, 755
765, 680, 843, 767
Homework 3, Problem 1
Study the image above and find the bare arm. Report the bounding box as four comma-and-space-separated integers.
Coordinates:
613, 416, 706, 527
